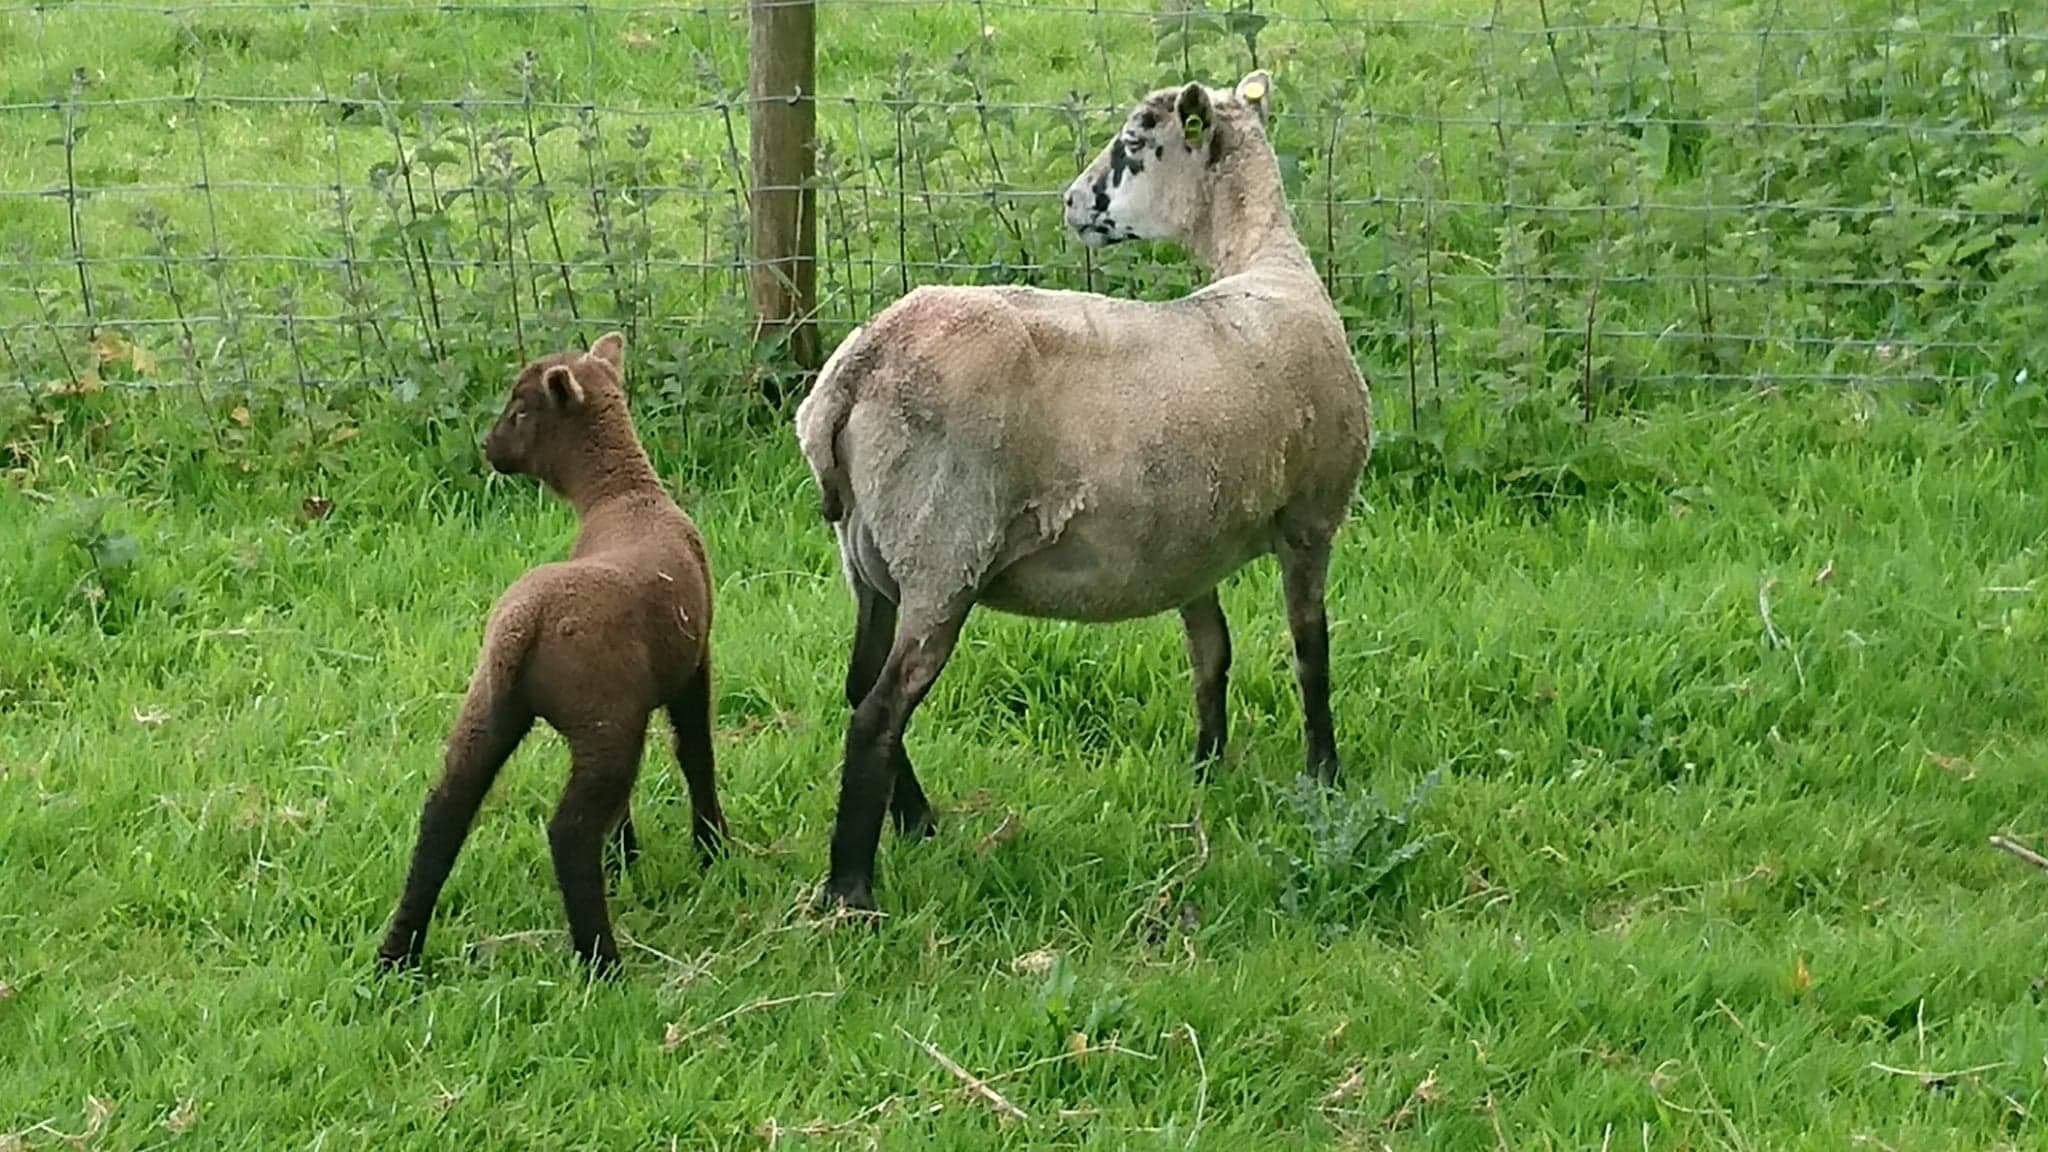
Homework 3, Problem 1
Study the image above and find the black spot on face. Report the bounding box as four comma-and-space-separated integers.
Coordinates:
1155, 145, 1165, 160
1092, 181, 1109, 213
1139, 110, 1158, 130
1206, 124, 1225, 166
1108, 136, 1147, 187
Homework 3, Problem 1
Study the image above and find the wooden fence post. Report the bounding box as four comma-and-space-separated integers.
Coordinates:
749, 0, 820, 377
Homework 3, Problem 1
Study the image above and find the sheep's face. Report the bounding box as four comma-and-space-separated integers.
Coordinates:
1065, 70, 1271, 247
483, 333, 627, 479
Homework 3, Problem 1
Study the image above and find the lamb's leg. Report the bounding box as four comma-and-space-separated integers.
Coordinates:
550, 719, 647, 974
846, 577, 937, 839
666, 664, 727, 864
1179, 590, 1233, 777
821, 601, 972, 911
378, 684, 533, 969
1278, 538, 1341, 783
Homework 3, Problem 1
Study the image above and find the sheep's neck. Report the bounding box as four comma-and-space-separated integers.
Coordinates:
1188, 160, 1313, 283
547, 419, 662, 515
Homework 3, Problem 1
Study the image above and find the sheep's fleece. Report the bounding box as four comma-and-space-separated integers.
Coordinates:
797, 89, 1370, 628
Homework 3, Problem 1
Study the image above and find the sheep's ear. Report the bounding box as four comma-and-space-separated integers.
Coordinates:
587, 330, 625, 373
1234, 70, 1272, 125
542, 364, 584, 409
1175, 82, 1213, 148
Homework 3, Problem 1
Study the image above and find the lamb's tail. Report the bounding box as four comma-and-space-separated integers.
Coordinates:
794, 325, 872, 523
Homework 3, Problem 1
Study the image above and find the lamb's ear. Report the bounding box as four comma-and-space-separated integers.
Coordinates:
587, 330, 625, 373
541, 364, 584, 409
1234, 70, 1272, 125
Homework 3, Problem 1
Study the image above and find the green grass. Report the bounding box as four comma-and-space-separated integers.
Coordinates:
4, 0, 2048, 1148
5, 382, 2048, 1148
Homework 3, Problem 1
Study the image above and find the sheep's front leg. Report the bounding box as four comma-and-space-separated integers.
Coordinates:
1278, 539, 1341, 783
821, 603, 972, 911
1179, 590, 1232, 777
846, 577, 937, 839
552, 720, 646, 974
378, 687, 533, 969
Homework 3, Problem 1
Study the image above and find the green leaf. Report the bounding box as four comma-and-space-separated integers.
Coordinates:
91, 530, 141, 573
1227, 9, 1268, 53
411, 144, 459, 168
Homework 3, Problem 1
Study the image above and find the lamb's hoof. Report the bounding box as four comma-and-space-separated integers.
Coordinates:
892, 807, 939, 841
1295, 765, 1341, 791
694, 822, 728, 866
375, 927, 424, 973
812, 876, 878, 916
579, 946, 624, 979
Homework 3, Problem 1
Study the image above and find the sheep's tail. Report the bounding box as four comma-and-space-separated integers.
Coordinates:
795, 324, 870, 523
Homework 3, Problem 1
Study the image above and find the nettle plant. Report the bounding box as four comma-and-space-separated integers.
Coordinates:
38, 494, 144, 632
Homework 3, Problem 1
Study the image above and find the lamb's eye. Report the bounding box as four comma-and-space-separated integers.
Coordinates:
512, 409, 527, 425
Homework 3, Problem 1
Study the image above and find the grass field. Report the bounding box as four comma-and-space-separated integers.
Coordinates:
5, 0, 2048, 1149
8, 376, 2048, 1149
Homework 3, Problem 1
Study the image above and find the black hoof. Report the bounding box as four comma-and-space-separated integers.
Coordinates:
813, 876, 878, 915
892, 807, 939, 841
376, 927, 424, 972
1296, 764, 1340, 791
694, 821, 728, 866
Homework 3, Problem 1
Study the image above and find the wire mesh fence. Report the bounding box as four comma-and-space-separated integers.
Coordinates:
1, 0, 2043, 424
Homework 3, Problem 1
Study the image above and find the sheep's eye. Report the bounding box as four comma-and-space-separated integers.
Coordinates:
512, 409, 527, 425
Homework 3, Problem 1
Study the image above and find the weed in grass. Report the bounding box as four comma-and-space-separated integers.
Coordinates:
1274, 768, 1444, 932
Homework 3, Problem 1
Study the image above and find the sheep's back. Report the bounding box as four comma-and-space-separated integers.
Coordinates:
835, 281, 1367, 619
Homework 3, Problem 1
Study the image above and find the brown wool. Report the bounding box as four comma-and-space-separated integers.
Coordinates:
377, 332, 723, 975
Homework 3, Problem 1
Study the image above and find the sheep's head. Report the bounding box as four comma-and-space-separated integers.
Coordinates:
1065, 70, 1273, 248
483, 332, 630, 482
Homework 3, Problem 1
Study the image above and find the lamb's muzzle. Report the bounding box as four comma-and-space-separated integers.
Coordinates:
798, 68, 1371, 913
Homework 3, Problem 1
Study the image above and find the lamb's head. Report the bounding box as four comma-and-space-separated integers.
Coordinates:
1064, 70, 1274, 249
483, 332, 631, 484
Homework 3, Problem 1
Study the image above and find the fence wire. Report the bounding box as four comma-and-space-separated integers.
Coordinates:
0, 0, 2043, 420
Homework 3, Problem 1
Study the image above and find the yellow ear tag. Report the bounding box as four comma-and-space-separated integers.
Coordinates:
1183, 115, 1204, 145
1242, 79, 1266, 103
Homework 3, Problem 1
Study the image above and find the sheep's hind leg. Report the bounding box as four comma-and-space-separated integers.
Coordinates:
551, 719, 647, 974
1179, 590, 1232, 778
821, 600, 972, 911
1278, 537, 1341, 784
666, 663, 727, 864
378, 684, 533, 970
847, 577, 937, 839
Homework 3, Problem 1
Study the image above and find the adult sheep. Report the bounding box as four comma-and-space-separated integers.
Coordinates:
796, 70, 1371, 911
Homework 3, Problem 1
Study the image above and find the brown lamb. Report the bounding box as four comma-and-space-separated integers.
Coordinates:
377, 332, 723, 974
